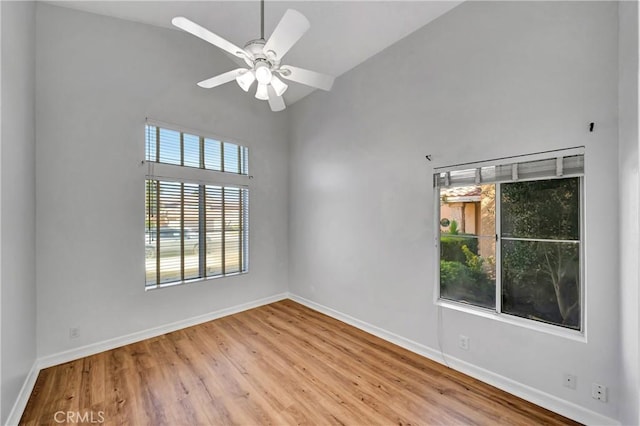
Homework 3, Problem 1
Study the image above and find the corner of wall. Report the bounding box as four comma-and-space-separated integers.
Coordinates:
0, 0, 4, 420
0, 1, 38, 424
617, 1, 640, 424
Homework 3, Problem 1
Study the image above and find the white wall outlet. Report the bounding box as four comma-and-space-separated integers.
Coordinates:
591, 383, 608, 402
458, 335, 469, 351
563, 373, 577, 389
69, 327, 79, 339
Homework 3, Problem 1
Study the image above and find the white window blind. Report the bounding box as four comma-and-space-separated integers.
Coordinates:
434, 148, 584, 188
144, 121, 250, 289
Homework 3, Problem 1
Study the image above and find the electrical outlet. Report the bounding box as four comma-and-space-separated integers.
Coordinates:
458, 335, 469, 351
591, 383, 607, 402
563, 374, 576, 390
69, 327, 79, 339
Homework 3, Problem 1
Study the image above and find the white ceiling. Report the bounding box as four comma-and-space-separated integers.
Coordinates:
45, 1, 462, 105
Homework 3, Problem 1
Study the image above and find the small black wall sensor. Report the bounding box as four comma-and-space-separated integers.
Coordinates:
589, 122, 595, 132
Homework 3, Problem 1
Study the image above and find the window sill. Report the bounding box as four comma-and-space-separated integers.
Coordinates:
436, 299, 586, 343
145, 271, 247, 291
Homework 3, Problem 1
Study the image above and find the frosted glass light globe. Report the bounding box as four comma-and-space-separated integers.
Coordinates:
255, 83, 269, 100
255, 62, 273, 85
270, 76, 288, 97
236, 70, 256, 92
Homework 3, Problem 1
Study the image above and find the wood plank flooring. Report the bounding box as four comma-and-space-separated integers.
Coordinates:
21, 300, 580, 425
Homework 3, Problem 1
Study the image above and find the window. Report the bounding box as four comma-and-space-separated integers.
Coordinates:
144, 123, 249, 289
435, 149, 584, 331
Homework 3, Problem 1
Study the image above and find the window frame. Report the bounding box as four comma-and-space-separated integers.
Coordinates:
433, 148, 586, 340
143, 120, 251, 290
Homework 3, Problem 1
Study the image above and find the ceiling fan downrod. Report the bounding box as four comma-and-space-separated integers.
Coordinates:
260, 0, 265, 40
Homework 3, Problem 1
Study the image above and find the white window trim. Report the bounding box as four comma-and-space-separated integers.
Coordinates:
435, 299, 587, 342
433, 147, 586, 340
145, 162, 249, 188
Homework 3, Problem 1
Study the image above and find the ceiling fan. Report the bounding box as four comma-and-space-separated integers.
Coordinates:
172, 0, 335, 112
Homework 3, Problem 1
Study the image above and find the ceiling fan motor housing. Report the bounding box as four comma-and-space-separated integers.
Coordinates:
243, 39, 280, 69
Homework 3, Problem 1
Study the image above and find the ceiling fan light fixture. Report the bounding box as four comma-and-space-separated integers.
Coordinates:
236, 70, 256, 92
270, 76, 288, 97
255, 61, 273, 85
172, 2, 335, 112
255, 83, 269, 100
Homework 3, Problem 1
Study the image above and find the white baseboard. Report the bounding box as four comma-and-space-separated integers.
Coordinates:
38, 292, 288, 369
5, 362, 39, 426
288, 293, 619, 426
7, 292, 618, 426
5, 292, 288, 426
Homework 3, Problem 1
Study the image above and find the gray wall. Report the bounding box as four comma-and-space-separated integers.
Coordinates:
618, 1, 639, 424
35, 4, 289, 357
289, 1, 620, 420
0, 1, 37, 423
0, 1, 636, 423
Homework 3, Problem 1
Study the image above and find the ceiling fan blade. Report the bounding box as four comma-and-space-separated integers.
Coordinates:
172, 17, 250, 60
267, 85, 286, 112
279, 66, 334, 91
197, 68, 248, 89
263, 10, 310, 60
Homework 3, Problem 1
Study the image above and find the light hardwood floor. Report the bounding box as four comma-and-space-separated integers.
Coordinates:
21, 299, 580, 425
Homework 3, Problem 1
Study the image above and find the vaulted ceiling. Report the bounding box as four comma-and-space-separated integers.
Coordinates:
45, 1, 462, 104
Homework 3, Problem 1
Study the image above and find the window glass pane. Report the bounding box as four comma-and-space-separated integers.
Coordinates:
158, 128, 181, 165
145, 125, 157, 162
501, 178, 580, 240
439, 184, 496, 309
440, 235, 496, 309
241, 146, 249, 175
224, 187, 241, 274
158, 182, 182, 283
223, 142, 239, 174
183, 183, 201, 280
440, 184, 495, 236
204, 138, 222, 171
183, 134, 200, 168
145, 180, 158, 287
225, 230, 241, 274
502, 240, 580, 329
241, 188, 249, 270
206, 186, 224, 276
146, 181, 248, 286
